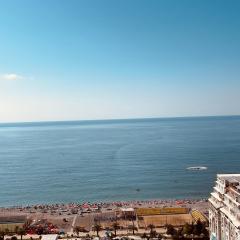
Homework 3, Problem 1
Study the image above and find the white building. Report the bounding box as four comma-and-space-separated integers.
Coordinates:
41, 234, 58, 240
209, 174, 240, 240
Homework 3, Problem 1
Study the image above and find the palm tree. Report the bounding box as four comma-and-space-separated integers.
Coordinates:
14, 226, 19, 235
193, 219, 204, 236
182, 223, 193, 236
4, 229, 9, 238
128, 225, 137, 235
142, 233, 148, 239
112, 222, 120, 236
165, 224, 175, 236
93, 223, 102, 237
17, 228, 26, 240
148, 224, 155, 237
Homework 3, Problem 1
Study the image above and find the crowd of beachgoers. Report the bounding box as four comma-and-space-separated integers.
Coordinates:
0, 199, 209, 237
0, 199, 209, 217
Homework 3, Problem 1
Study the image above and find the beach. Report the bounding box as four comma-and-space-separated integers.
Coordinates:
0, 198, 209, 237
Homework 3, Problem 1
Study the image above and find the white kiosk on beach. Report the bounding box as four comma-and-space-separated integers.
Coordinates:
41, 234, 58, 240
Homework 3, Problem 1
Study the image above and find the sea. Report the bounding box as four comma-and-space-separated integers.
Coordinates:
0, 116, 240, 207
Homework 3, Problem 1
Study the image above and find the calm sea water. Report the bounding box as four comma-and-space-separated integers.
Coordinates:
0, 116, 240, 207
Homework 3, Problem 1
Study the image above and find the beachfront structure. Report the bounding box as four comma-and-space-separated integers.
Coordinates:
116, 208, 135, 219
0, 215, 26, 231
209, 174, 240, 240
41, 234, 58, 240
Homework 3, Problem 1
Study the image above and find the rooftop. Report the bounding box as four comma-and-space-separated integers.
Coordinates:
218, 174, 240, 182
41, 235, 58, 240
217, 175, 240, 194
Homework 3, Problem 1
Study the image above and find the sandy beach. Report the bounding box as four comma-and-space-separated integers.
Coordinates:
0, 198, 209, 237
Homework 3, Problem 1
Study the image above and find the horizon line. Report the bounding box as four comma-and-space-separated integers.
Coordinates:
0, 114, 240, 126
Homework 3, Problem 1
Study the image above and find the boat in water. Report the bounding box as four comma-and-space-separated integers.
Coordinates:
186, 166, 208, 171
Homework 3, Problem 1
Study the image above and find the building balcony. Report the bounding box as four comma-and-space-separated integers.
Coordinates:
209, 197, 223, 209
220, 207, 240, 228
214, 186, 225, 195
211, 192, 223, 202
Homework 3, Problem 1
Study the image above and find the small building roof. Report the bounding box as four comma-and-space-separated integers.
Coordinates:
120, 207, 134, 212
41, 234, 58, 240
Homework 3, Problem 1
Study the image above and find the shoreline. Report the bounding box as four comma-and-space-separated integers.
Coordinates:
0, 198, 208, 210
0, 198, 209, 220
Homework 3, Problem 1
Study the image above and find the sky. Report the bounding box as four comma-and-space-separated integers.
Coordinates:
0, 0, 240, 122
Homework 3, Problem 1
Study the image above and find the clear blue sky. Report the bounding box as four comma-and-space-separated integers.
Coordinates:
0, 0, 240, 122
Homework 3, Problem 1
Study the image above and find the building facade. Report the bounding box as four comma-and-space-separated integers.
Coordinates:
209, 174, 240, 240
